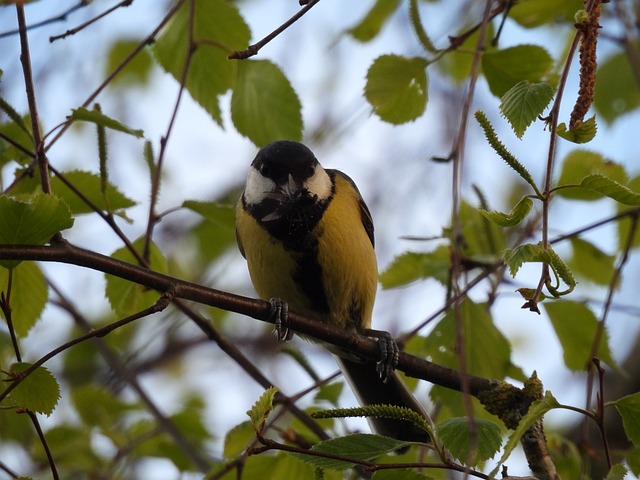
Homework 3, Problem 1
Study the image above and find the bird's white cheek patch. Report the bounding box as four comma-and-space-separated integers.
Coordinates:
244, 168, 276, 205
305, 168, 332, 201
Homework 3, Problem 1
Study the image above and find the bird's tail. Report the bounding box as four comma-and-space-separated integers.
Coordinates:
335, 357, 431, 443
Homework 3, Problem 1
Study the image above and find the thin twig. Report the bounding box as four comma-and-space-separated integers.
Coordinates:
0, 0, 88, 39
228, 0, 321, 59
50, 0, 134, 42
16, 4, 51, 195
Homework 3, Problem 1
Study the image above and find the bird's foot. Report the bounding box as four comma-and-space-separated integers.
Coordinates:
362, 328, 399, 383
269, 298, 293, 342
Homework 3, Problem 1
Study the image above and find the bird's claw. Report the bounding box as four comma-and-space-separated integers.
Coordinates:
269, 298, 292, 342
363, 329, 399, 383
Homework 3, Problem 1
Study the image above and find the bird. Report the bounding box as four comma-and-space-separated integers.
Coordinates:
235, 140, 429, 443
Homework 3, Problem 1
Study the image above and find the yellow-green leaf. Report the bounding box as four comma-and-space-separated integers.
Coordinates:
595, 49, 640, 124
69, 107, 143, 138
436, 417, 502, 465
348, 0, 401, 42
0, 262, 47, 337
503, 243, 552, 277
500, 81, 554, 138
479, 196, 533, 227
543, 300, 616, 371
580, 174, 640, 206
231, 60, 302, 147
365, 55, 428, 124
556, 150, 628, 201
482, 45, 554, 97
379, 246, 450, 288
613, 393, 640, 447
246, 386, 278, 433
6, 363, 60, 416
557, 115, 597, 144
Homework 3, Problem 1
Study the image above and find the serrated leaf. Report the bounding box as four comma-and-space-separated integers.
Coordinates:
479, 196, 533, 227
247, 386, 278, 432
436, 417, 502, 465
482, 45, 554, 97
556, 150, 627, 201
0, 193, 74, 268
606, 464, 629, 480
490, 391, 560, 478
499, 81, 554, 138
0, 262, 47, 337
291, 434, 409, 471
51, 170, 137, 215
6, 363, 60, 416
503, 243, 552, 277
595, 49, 640, 124
556, 115, 597, 143
568, 237, 615, 285
104, 238, 169, 317
543, 301, 616, 371
580, 174, 640, 205
365, 55, 429, 124
613, 392, 640, 446
348, 0, 401, 42
231, 60, 303, 146
154, 0, 250, 125
69, 107, 143, 138
379, 246, 450, 288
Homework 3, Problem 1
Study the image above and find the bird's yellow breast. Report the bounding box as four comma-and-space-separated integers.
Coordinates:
236, 173, 377, 331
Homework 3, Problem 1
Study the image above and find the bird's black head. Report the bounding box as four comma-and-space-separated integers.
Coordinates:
251, 140, 318, 187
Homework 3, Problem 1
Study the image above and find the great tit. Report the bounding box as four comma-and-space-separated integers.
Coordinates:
236, 140, 429, 442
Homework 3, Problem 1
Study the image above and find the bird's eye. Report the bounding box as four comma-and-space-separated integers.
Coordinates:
259, 163, 271, 177
307, 165, 315, 177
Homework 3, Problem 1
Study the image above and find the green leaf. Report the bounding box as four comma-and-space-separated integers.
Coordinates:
556, 150, 627, 201
364, 55, 429, 124
490, 391, 560, 478
379, 246, 450, 288
595, 49, 640, 124
105, 38, 154, 86
499, 81, 554, 138
183, 200, 236, 255
0, 193, 74, 268
510, 0, 583, 27
543, 301, 616, 371
547, 432, 584, 480
436, 417, 502, 465
423, 299, 514, 379
292, 434, 409, 471
0, 113, 34, 166
617, 175, 640, 250
503, 243, 552, 277
230, 60, 302, 147
568, 237, 615, 285
6, 363, 60, 416
154, 0, 251, 125
104, 238, 169, 317
314, 382, 344, 405
580, 175, 640, 206
224, 421, 257, 459
482, 45, 554, 97
613, 392, 640, 446
247, 386, 278, 432
373, 469, 434, 480
72, 384, 137, 431
556, 115, 597, 143
628, 446, 640, 476
51, 170, 137, 215
0, 262, 47, 337
479, 196, 533, 227
69, 107, 143, 138
348, 0, 401, 42
605, 464, 629, 480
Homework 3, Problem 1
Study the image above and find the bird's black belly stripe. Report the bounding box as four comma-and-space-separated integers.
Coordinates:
293, 247, 330, 315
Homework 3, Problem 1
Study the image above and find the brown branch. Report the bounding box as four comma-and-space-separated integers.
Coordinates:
50, 0, 134, 43
228, 0, 321, 59
16, 4, 51, 195
0, 0, 88, 39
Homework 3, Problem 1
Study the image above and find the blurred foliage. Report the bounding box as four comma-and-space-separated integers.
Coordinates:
1, 0, 640, 478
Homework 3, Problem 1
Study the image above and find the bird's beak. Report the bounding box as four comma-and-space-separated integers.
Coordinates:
280, 174, 301, 200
